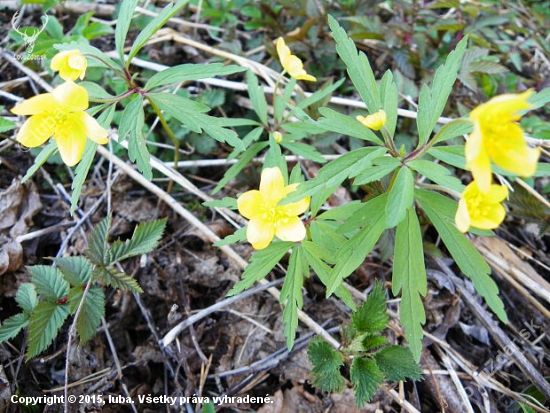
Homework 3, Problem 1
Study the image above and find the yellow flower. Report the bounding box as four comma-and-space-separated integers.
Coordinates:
50, 50, 87, 81
237, 167, 310, 250
455, 180, 508, 233
356, 109, 387, 131
273, 131, 283, 143
466, 90, 540, 192
11, 82, 108, 167
276, 37, 316, 82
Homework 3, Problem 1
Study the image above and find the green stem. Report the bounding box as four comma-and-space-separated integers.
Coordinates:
380, 127, 399, 157
83, 53, 127, 80
416, 182, 462, 199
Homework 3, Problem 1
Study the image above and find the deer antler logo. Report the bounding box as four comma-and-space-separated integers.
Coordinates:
11, 11, 49, 55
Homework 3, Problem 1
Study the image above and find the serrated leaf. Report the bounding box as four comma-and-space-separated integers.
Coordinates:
0, 313, 30, 343
348, 333, 388, 352
15, 283, 38, 313
86, 215, 112, 266
351, 357, 383, 406
352, 281, 388, 334
115, 0, 140, 63
21, 140, 57, 184
308, 337, 345, 393
120, 96, 152, 180
145, 63, 245, 90
227, 242, 293, 296
29, 266, 70, 302
374, 345, 423, 381
416, 189, 507, 323
393, 208, 427, 362
213, 226, 247, 247
27, 301, 70, 360
469, 59, 507, 74
408, 159, 464, 192
280, 246, 306, 349
108, 219, 167, 264
246, 70, 268, 125
328, 15, 381, 113
385, 166, 415, 228
316, 107, 383, 144
54, 256, 93, 287
69, 287, 105, 343
94, 267, 143, 293
416, 37, 468, 146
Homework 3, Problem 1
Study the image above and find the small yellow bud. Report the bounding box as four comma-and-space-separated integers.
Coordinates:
50, 50, 87, 82
356, 109, 387, 131
273, 131, 283, 143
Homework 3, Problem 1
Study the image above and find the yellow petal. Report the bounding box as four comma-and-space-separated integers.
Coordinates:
356, 110, 387, 131
471, 90, 532, 122
52, 81, 89, 111
237, 190, 264, 219
54, 113, 88, 166
260, 167, 286, 204
469, 204, 506, 230
10, 93, 60, 116
276, 37, 291, 68
455, 198, 470, 233
275, 216, 306, 242
81, 112, 108, 144
489, 127, 540, 177
50, 50, 70, 71
465, 127, 492, 192
280, 196, 310, 216
15, 115, 55, 148
247, 216, 275, 250
51, 50, 87, 81
485, 184, 508, 203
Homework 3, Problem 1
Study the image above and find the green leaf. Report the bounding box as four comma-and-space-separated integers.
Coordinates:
54, 256, 93, 287
280, 246, 306, 349
246, 70, 268, 125
108, 219, 167, 264
281, 142, 326, 163
374, 345, 423, 381
379, 70, 398, 136
213, 226, 247, 247
353, 156, 401, 186
128, 0, 191, 64
408, 159, 464, 193
274, 78, 296, 123
416, 189, 507, 322
0, 313, 29, 343
316, 107, 383, 144
385, 166, 415, 228
15, 283, 38, 314
308, 337, 346, 393
203, 197, 238, 209
428, 145, 466, 169
352, 281, 388, 334
227, 242, 293, 296
115, 0, 140, 63
86, 215, 112, 266
29, 266, 70, 302
145, 63, 245, 90
80, 81, 115, 101
416, 37, 468, 146
348, 333, 388, 352
393, 208, 427, 362
94, 267, 143, 293
351, 357, 383, 405
296, 78, 345, 110
0, 116, 15, 133
339, 193, 388, 233
120, 96, 152, 180
432, 119, 472, 144
21, 140, 58, 184
27, 301, 70, 360
69, 287, 105, 343
328, 15, 381, 113
283, 147, 387, 204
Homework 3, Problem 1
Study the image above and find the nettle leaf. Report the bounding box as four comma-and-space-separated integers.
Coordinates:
246, 70, 268, 125
0, 313, 30, 343
227, 242, 293, 296
15, 283, 38, 314
385, 166, 415, 228
393, 207, 427, 362
280, 246, 306, 349
54, 256, 93, 287
328, 15, 381, 113
21, 140, 57, 184
69, 287, 105, 344
94, 267, 143, 293
108, 219, 167, 264
416, 189, 507, 322
408, 159, 464, 193
29, 266, 70, 302
308, 337, 346, 393
416, 36, 468, 146
284, 147, 387, 204
27, 302, 70, 360
351, 357, 384, 406
316, 107, 383, 144
145, 63, 245, 90
348, 333, 388, 352
120, 96, 152, 180
374, 345, 423, 382
115, 0, 140, 63
352, 281, 388, 334
86, 215, 112, 266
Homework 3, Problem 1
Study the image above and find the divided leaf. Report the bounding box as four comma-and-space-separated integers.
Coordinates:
108, 219, 167, 264
120, 96, 152, 180
54, 256, 93, 287
94, 267, 143, 293
145, 63, 245, 90
280, 246, 306, 349
86, 215, 112, 266
69, 287, 105, 344
27, 302, 70, 360
385, 166, 415, 228
29, 266, 70, 302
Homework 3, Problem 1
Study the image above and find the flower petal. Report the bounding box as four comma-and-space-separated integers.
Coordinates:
81, 112, 108, 144
10, 93, 60, 116
485, 184, 508, 203
275, 216, 306, 242
281, 196, 310, 216
260, 167, 286, 204
455, 197, 471, 233
247, 216, 275, 250
15, 115, 55, 148
465, 127, 492, 192
54, 113, 88, 166
469, 204, 506, 230
276, 37, 291, 68
52, 81, 89, 111
237, 190, 264, 220
489, 127, 540, 177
